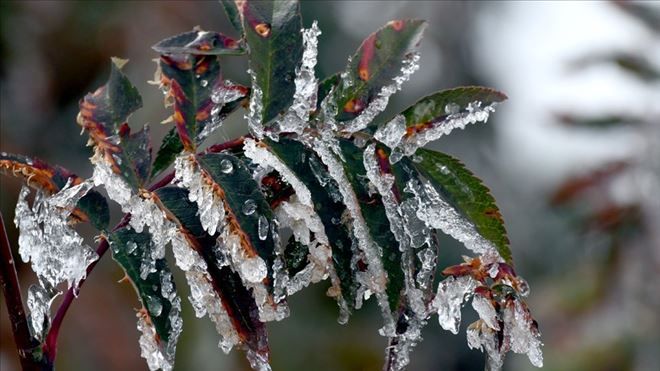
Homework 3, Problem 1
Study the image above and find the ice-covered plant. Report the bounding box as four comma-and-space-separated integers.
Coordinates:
0, 1, 542, 370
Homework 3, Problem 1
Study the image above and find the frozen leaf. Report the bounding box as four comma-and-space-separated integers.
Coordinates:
239, 0, 303, 125
333, 20, 426, 124
431, 275, 478, 334
413, 149, 512, 263
1, 152, 109, 230
110, 227, 182, 371
152, 29, 245, 55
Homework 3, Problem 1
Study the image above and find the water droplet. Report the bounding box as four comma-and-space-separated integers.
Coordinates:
220, 159, 233, 174
200, 79, 208, 87
445, 102, 460, 115
258, 215, 269, 240
242, 199, 257, 216
127, 241, 138, 254
517, 278, 530, 297
146, 296, 163, 317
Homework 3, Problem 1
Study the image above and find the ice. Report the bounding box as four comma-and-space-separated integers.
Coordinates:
308, 135, 395, 335
431, 275, 478, 334
26, 284, 55, 340
146, 296, 163, 317
257, 215, 269, 241
242, 199, 257, 216
503, 300, 543, 367
14, 182, 98, 291
363, 144, 426, 318
374, 114, 406, 149
174, 153, 226, 235
245, 69, 264, 139
220, 159, 234, 174
392, 101, 497, 161
340, 52, 420, 134
137, 314, 173, 371
466, 320, 505, 371
471, 294, 499, 331
246, 350, 273, 371
404, 177, 503, 263
280, 21, 321, 135
243, 138, 313, 207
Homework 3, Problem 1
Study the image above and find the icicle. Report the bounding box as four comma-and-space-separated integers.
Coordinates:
245, 69, 265, 139
392, 100, 497, 161
431, 275, 478, 334
137, 314, 173, 371
503, 300, 543, 367
341, 52, 420, 134
174, 153, 226, 235
280, 21, 321, 135
14, 181, 98, 290
405, 177, 502, 264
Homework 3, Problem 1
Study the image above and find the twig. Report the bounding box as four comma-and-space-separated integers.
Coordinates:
0, 212, 43, 370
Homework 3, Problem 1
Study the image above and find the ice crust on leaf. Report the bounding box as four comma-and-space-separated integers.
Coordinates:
405, 177, 502, 263
392, 101, 497, 162
14, 182, 97, 290
280, 21, 321, 135
26, 284, 56, 340
341, 52, 420, 134
374, 114, 406, 149
503, 300, 543, 367
471, 293, 499, 331
431, 275, 478, 334
246, 69, 265, 139
467, 320, 505, 371
307, 133, 395, 336
198, 80, 247, 142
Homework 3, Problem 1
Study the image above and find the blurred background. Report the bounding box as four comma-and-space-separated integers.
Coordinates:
1, 1, 659, 370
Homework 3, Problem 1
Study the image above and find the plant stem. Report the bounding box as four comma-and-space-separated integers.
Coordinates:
0, 212, 43, 370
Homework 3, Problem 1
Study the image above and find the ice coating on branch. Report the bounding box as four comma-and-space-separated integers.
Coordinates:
405, 177, 502, 263
503, 300, 543, 367
392, 100, 497, 161
174, 153, 226, 235
374, 114, 406, 149
341, 52, 420, 134
14, 182, 98, 290
309, 134, 395, 335
280, 21, 321, 135
431, 275, 478, 334
26, 285, 55, 340
246, 69, 265, 139
243, 138, 313, 207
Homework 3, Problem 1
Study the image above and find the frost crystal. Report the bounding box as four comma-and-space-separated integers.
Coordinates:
280, 21, 321, 135
431, 275, 478, 334
14, 181, 98, 290
341, 52, 420, 134
405, 178, 502, 263
392, 100, 497, 161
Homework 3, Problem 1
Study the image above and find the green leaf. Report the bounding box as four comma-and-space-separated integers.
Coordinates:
334, 20, 426, 122
0, 152, 109, 230
151, 128, 183, 178
152, 29, 245, 55
196, 153, 277, 288
220, 0, 243, 33
315, 73, 339, 113
337, 139, 404, 313
240, 0, 303, 124
109, 227, 180, 362
263, 137, 358, 311
114, 124, 152, 189
78, 58, 142, 139
413, 148, 512, 263
400, 86, 507, 131
155, 186, 269, 358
